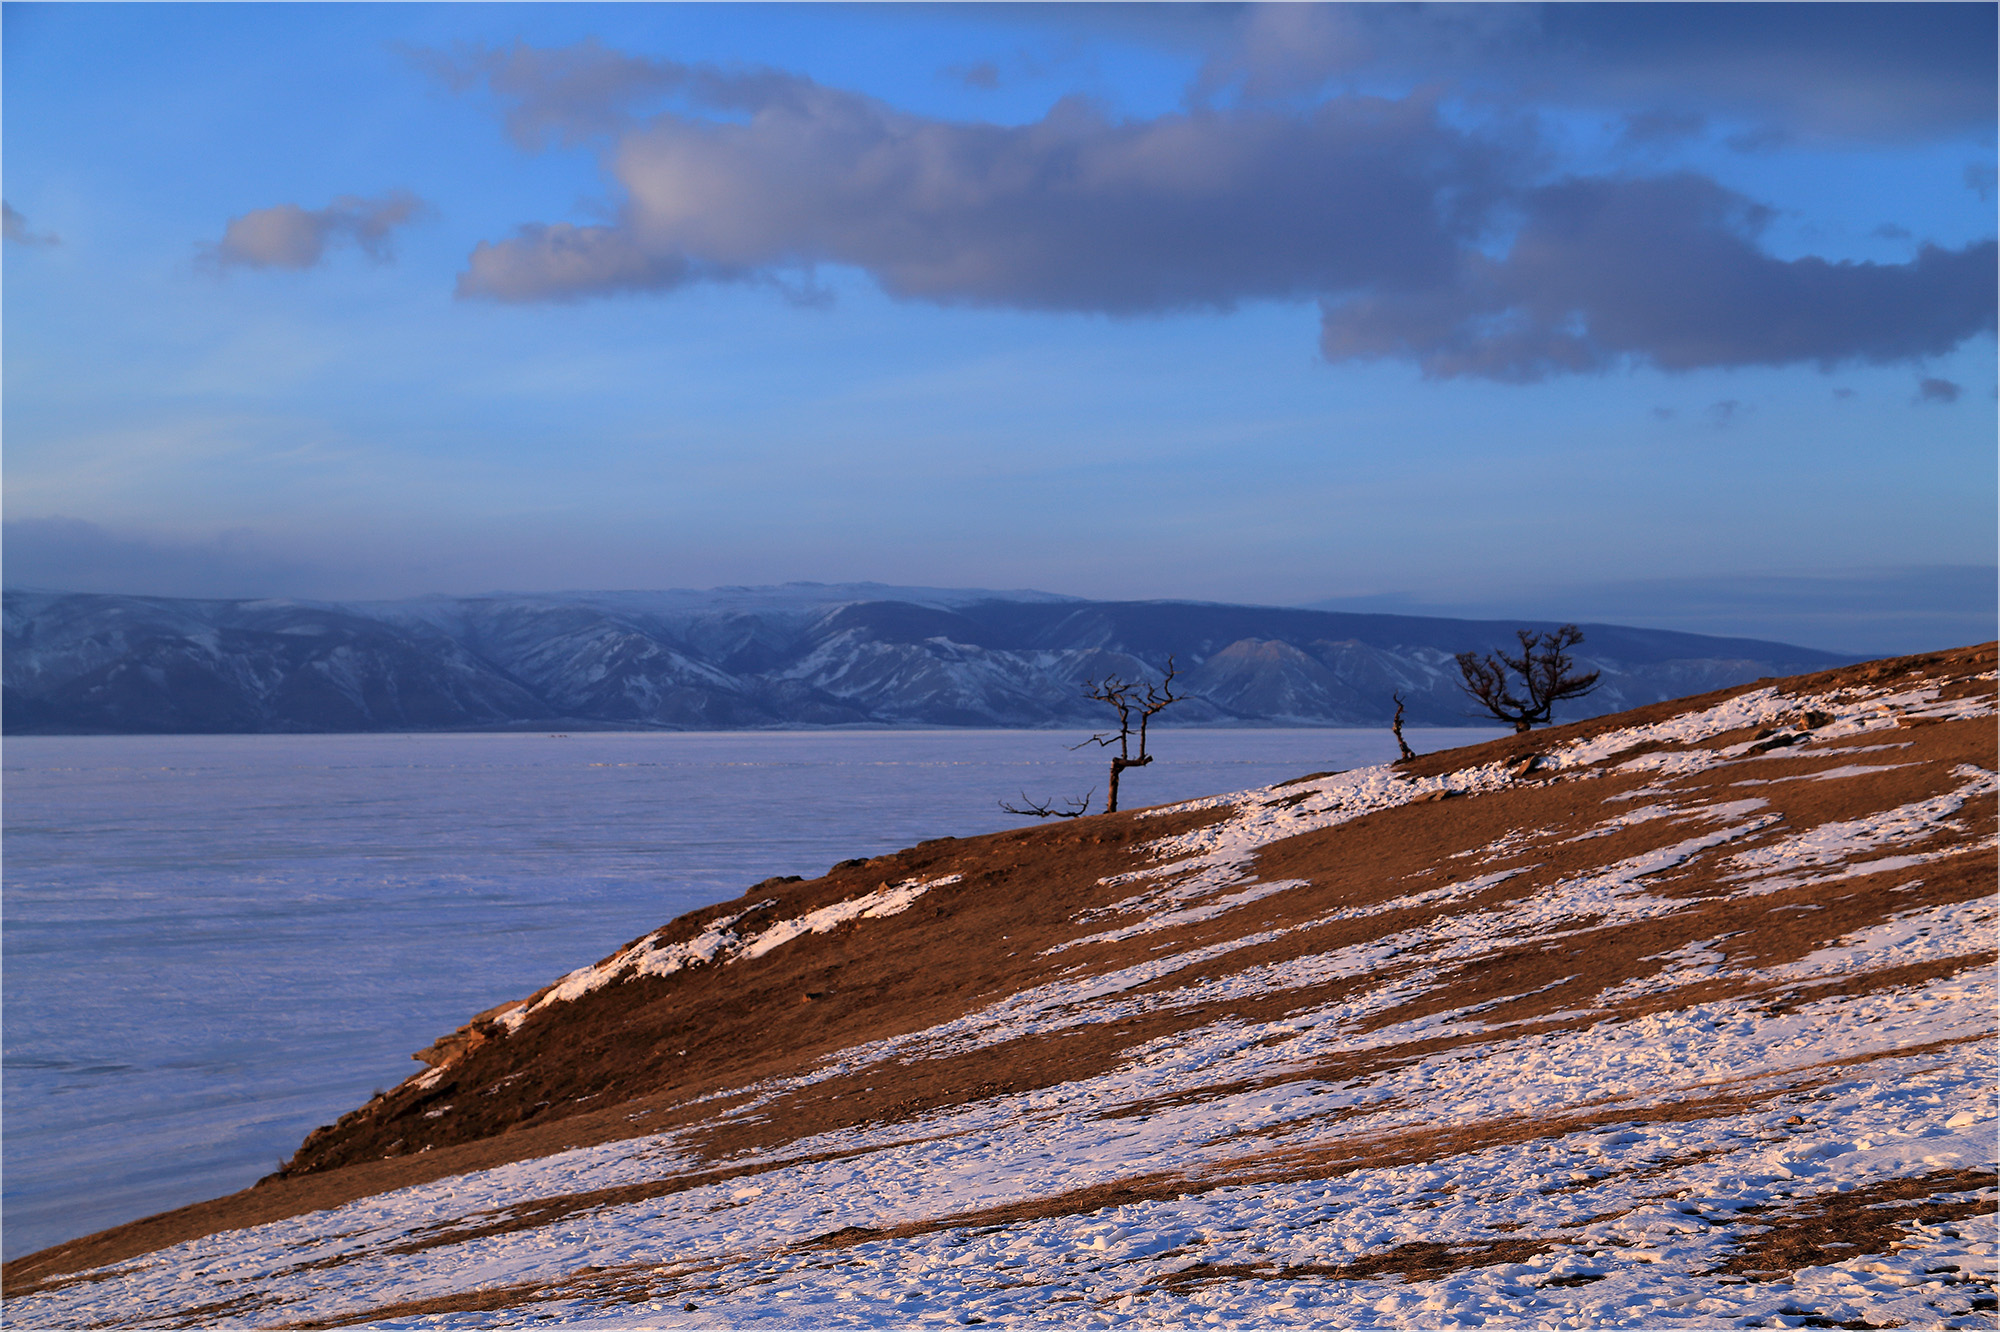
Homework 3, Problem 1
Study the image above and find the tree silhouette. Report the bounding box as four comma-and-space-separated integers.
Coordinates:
1455, 625, 1601, 733
999, 658, 1182, 819
1076, 658, 1181, 813
1390, 691, 1418, 761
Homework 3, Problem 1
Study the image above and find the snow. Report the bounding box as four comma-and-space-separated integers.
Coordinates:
21, 974, 1993, 1329
497, 874, 966, 1031
1723, 765, 1996, 888
11, 668, 1995, 1328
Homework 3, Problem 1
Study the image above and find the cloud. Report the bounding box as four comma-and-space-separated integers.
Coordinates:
1704, 399, 1745, 428
1916, 376, 1962, 404
1870, 222, 1912, 241
1618, 109, 1707, 149
459, 224, 700, 302
1967, 162, 1998, 202
1317, 174, 1997, 380
1724, 127, 1791, 155
456, 64, 1509, 312
945, 61, 1001, 91
1192, 3, 1997, 143
3, 201, 60, 246
414, 39, 687, 150
204, 192, 428, 271
446, 42, 1998, 381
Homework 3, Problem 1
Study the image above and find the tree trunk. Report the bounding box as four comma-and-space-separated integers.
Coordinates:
1106, 753, 1153, 813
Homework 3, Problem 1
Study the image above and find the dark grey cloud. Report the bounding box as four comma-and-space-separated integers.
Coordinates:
1968, 162, 1998, 202
204, 192, 428, 271
1917, 376, 1962, 404
445, 39, 1996, 381
457, 63, 1507, 313
3, 201, 59, 246
1317, 174, 1996, 380
1190, 3, 1997, 143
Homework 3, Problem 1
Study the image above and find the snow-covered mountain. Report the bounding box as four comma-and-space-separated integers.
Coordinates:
2, 586, 1860, 733
7, 644, 1994, 1328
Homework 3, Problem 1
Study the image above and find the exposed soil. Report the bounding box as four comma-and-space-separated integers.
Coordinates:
1159, 1238, 1561, 1289
1710, 1169, 2000, 1278
7, 642, 1993, 1317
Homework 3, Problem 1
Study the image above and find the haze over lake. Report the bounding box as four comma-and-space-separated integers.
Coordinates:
1, 726, 1501, 1258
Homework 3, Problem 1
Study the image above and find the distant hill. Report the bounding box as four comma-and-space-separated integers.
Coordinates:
1, 586, 1861, 734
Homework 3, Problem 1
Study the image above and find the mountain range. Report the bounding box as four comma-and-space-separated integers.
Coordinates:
2, 584, 1862, 734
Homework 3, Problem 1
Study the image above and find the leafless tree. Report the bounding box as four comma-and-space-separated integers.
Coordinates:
1455, 625, 1601, 734
998, 658, 1182, 819
1390, 691, 1417, 761
1074, 657, 1180, 814
999, 790, 1093, 819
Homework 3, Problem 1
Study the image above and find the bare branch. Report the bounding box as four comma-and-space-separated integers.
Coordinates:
999, 789, 1094, 819
1455, 624, 1600, 733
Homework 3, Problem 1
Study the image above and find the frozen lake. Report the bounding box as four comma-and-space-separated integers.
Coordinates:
2, 726, 1501, 1259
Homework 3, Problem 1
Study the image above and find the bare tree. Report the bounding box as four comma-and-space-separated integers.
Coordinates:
999, 790, 1093, 819
1390, 691, 1417, 761
1074, 657, 1182, 814
998, 658, 1182, 818
1455, 625, 1601, 734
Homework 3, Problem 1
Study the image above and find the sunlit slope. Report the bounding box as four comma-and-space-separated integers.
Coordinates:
7, 645, 1994, 1329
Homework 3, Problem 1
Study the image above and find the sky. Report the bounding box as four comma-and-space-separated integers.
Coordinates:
4, 3, 1996, 653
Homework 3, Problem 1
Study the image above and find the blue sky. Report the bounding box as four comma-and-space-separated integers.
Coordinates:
4, 3, 1994, 650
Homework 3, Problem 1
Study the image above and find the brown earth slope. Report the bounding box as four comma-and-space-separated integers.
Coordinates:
6, 644, 1995, 1330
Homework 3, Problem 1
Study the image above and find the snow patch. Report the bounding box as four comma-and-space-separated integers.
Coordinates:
498, 875, 964, 1031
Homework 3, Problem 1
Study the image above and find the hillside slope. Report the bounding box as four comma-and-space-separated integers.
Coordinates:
6, 645, 1994, 1329
2, 586, 1853, 732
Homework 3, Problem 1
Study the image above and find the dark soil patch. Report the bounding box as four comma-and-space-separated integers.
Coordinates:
1160, 1237, 1559, 1289
1711, 1169, 1999, 1278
